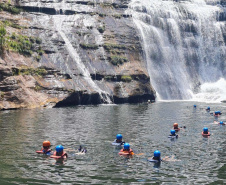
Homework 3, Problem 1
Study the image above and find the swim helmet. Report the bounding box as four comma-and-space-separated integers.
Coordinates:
171, 129, 176, 135
154, 150, 161, 158
56, 145, 64, 152
124, 143, 130, 150
194, 105, 196, 108
173, 123, 178, 127
43, 140, 51, 147
220, 121, 224, 124
203, 127, 208, 132
116, 134, 122, 140
207, 107, 210, 110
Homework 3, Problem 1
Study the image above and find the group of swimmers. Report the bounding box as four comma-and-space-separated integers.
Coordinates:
111, 105, 224, 163
36, 141, 87, 159
201, 106, 225, 135
111, 122, 184, 162
36, 105, 224, 163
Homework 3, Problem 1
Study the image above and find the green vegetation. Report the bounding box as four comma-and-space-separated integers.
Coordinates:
0, 91, 4, 99
104, 75, 113, 81
108, 55, 128, 65
12, 67, 47, 76
112, 14, 122, 19
34, 84, 43, 91
100, 3, 114, 8
1, 20, 26, 29
8, 33, 43, 57
0, 26, 6, 55
97, 26, 105, 33
80, 43, 99, 50
9, 34, 33, 56
0, 21, 43, 59
103, 43, 127, 51
0, 3, 21, 14
121, 75, 132, 82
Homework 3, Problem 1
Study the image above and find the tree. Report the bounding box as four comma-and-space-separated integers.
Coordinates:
0, 25, 6, 56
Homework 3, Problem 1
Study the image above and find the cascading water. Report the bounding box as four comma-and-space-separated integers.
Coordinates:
23, 0, 112, 104
128, 0, 226, 102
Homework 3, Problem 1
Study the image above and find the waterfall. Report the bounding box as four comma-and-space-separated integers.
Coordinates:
128, 0, 226, 102
53, 15, 112, 103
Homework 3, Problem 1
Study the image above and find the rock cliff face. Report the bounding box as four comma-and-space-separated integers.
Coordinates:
0, 0, 156, 110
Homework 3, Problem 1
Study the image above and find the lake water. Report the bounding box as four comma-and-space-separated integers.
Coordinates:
0, 102, 225, 184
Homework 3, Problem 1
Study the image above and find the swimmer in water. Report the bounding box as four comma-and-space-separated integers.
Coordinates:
213, 111, 222, 116
112, 134, 125, 145
206, 106, 210, 111
214, 121, 225, 125
173, 123, 186, 131
202, 127, 211, 137
168, 129, 178, 138
51, 145, 68, 159
148, 150, 181, 163
119, 143, 134, 155
36, 140, 52, 154
149, 150, 161, 162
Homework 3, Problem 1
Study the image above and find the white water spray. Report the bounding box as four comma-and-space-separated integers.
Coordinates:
192, 78, 226, 103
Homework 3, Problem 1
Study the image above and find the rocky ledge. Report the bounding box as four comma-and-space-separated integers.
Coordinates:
0, 0, 156, 110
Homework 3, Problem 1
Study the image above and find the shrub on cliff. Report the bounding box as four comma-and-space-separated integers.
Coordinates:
121, 75, 132, 82
0, 3, 21, 14
109, 55, 128, 65
0, 26, 6, 56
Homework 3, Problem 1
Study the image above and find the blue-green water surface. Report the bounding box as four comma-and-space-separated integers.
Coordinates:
0, 102, 225, 184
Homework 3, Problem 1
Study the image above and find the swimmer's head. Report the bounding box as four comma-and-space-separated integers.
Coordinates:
154, 150, 161, 158
207, 106, 210, 110
124, 143, 130, 150
116, 134, 122, 140
203, 127, 208, 133
56, 145, 64, 153
171, 129, 176, 135
173, 123, 178, 128
43, 140, 51, 147
194, 105, 196, 108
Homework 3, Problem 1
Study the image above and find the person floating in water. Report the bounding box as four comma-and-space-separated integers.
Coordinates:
51, 145, 68, 159
112, 134, 125, 146
173, 123, 180, 131
206, 107, 210, 111
119, 143, 134, 156
194, 105, 197, 108
202, 127, 210, 136
173, 123, 186, 132
36, 140, 52, 154
148, 150, 161, 162
148, 150, 181, 163
214, 121, 225, 125
219, 121, 225, 125
168, 129, 178, 138
213, 111, 222, 116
